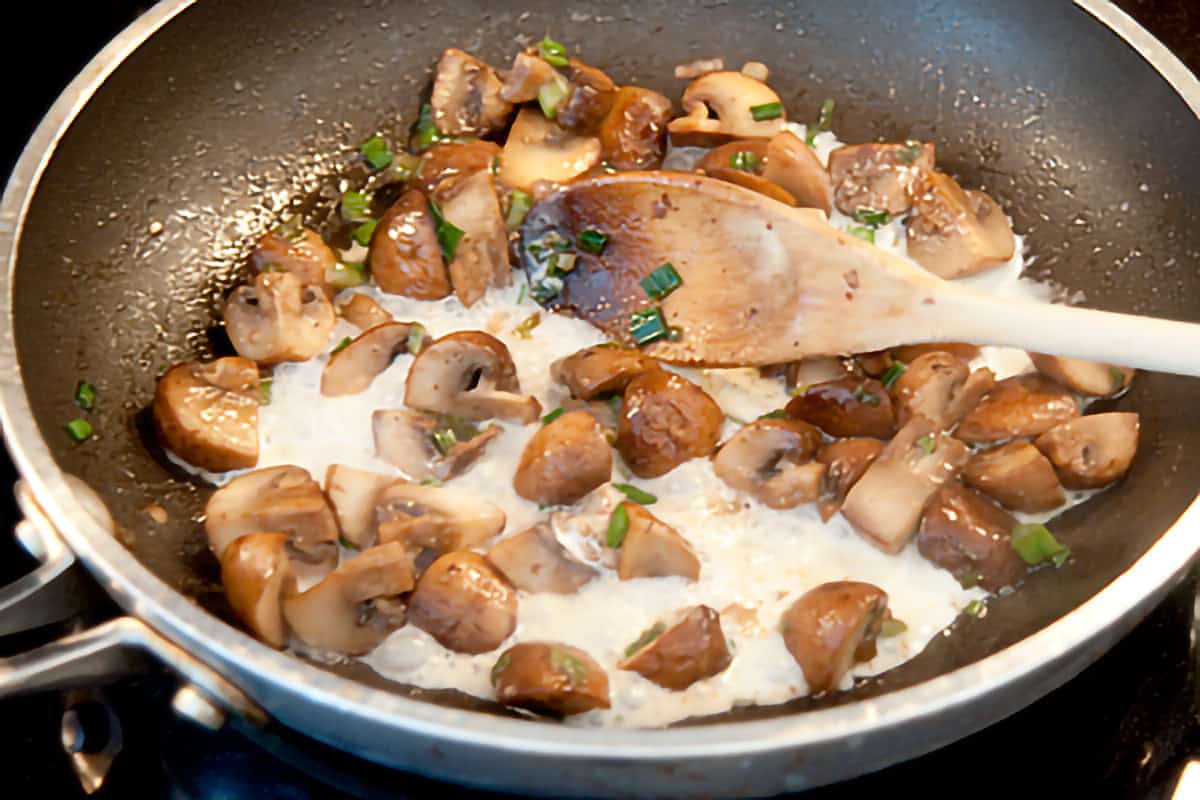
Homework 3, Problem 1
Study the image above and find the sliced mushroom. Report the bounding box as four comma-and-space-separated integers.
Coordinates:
405, 331, 541, 423
491, 642, 610, 715
917, 484, 1027, 591
597, 86, 673, 170
1028, 353, 1135, 397
617, 369, 723, 478
617, 503, 701, 581
248, 227, 336, 292
220, 532, 294, 648
697, 140, 796, 206
1035, 413, 1140, 489
841, 417, 971, 554
514, 411, 613, 506
786, 356, 852, 390
323, 464, 393, 549
551, 344, 660, 400
338, 294, 393, 330
558, 58, 618, 134
152, 356, 258, 472
956, 374, 1080, 444
781, 581, 889, 694
785, 377, 896, 439
667, 71, 785, 146
486, 523, 597, 594
763, 131, 835, 214
368, 190, 452, 299
906, 172, 1015, 279
374, 480, 506, 554
430, 48, 512, 138
432, 170, 510, 307
892, 342, 981, 364
711, 418, 824, 509
619, 605, 731, 690
815, 437, 885, 522
962, 441, 1065, 513
499, 50, 560, 103
373, 409, 501, 482
407, 551, 517, 654
320, 322, 417, 397
889, 351, 995, 430
412, 141, 502, 195
282, 542, 414, 655
225, 271, 336, 365
498, 108, 603, 194
827, 141, 935, 217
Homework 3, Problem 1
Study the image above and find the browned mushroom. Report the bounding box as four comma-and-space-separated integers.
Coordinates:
711, 418, 824, 509
323, 464, 393, 549
486, 523, 597, 594
498, 108, 602, 194
785, 377, 896, 439
491, 642, 610, 715
763, 131, 835, 214
1034, 413, 1140, 489
374, 480, 506, 555
412, 141, 502, 195
220, 532, 294, 648
405, 331, 541, 423
224, 272, 336, 365
248, 227, 337, 292
617, 369, 723, 478
597, 86, 673, 170
368, 191, 452, 299
499, 50, 560, 104
320, 322, 419, 397
696, 140, 796, 206
152, 356, 258, 472
906, 172, 1015, 280
956, 374, 1080, 444
780, 581, 889, 694
617, 503, 700, 581
917, 484, 1027, 591
338, 294, 393, 330
551, 344, 660, 400
514, 411, 613, 506
429, 48, 512, 138
841, 418, 971, 554
432, 170, 510, 307
407, 551, 517, 654
619, 605, 731, 690
962, 441, 1065, 513
815, 438, 885, 522
372, 409, 501, 482
827, 141, 935, 216
667, 71, 785, 146
557, 59, 618, 135
1028, 353, 1135, 397
891, 342, 981, 364
889, 351, 995, 430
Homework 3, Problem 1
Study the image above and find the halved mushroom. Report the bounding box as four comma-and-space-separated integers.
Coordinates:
841, 417, 971, 554
597, 86, 673, 170
962, 441, 1065, 513
248, 227, 337, 292
617, 369, 723, 478
619, 605, 731, 690
432, 170, 510, 307
429, 48, 512, 138
617, 503, 701, 581
224, 272, 336, 365
152, 356, 258, 472
763, 131, 835, 215
667, 71, 785, 146
1034, 412, 1140, 489
711, 418, 824, 509
220, 532, 294, 648
551, 344, 660, 400
405, 331, 541, 423
491, 642, 610, 715
368, 191, 452, 299
780, 581, 889, 694
412, 141, 502, 195
956, 374, 1080, 444
282, 542, 414, 655
889, 351, 995, 430
407, 551, 517, 654
514, 411, 613, 506
338, 294, 393, 330
827, 141, 935, 216
374, 480, 506, 555
917, 484, 1027, 591
323, 464, 393, 549
557, 59, 618, 135
1028, 353, 1135, 397
499, 50, 559, 103
697, 140, 796, 206
498, 108, 602, 194
785, 377, 896, 439
906, 172, 1015, 279
373, 409, 501, 482
815, 437, 885, 522
320, 322, 418, 397
486, 523, 597, 594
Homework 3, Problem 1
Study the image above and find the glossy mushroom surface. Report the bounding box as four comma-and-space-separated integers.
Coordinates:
711, 418, 824, 509
220, 532, 294, 648
785, 377, 896, 439
1035, 412, 1140, 489
963, 441, 1065, 513
408, 551, 518, 654
429, 48, 512, 137
405, 331, 541, 423
551, 345, 659, 400
917, 484, 1026, 591
486, 523, 597, 594
514, 411, 613, 506
956, 374, 1080, 444
619, 605, 732, 690
320, 322, 420, 397
152, 357, 259, 472
368, 191, 451, 299
224, 272, 336, 365
616, 370, 723, 478
780, 581, 888, 694
491, 642, 610, 715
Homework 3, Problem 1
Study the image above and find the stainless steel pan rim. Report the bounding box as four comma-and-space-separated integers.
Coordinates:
1, 0, 1197, 767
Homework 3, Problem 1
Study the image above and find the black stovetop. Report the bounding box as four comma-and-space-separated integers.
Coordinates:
2, 2, 1198, 798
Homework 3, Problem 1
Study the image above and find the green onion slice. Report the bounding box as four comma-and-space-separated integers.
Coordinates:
852, 384, 881, 406
360, 135, 394, 170
74, 380, 96, 411
880, 361, 906, 389
729, 151, 760, 172
340, 191, 372, 222
406, 322, 425, 355
258, 379, 272, 406
326, 263, 368, 290
879, 618, 908, 637
65, 418, 93, 443
758, 409, 788, 420
916, 434, 936, 454
530, 276, 564, 304
538, 75, 570, 120
624, 621, 667, 656
542, 406, 565, 425
899, 140, 924, 164
750, 101, 783, 121
1110, 367, 1127, 392
817, 98, 835, 131
331, 336, 353, 355
432, 427, 458, 455
549, 647, 587, 686
419, 478, 442, 487
513, 311, 542, 339
413, 103, 442, 151
352, 219, 378, 246
490, 653, 511, 686
1010, 523, 1071, 568
516, 284, 528, 304
852, 207, 889, 227
390, 152, 423, 182
964, 599, 985, 617
847, 225, 876, 244
274, 214, 305, 243
612, 483, 657, 505
577, 229, 608, 255
538, 36, 570, 67
506, 189, 533, 231
639, 263, 682, 301
630, 307, 669, 346
956, 570, 981, 590
606, 503, 630, 548
427, 199, 464, 262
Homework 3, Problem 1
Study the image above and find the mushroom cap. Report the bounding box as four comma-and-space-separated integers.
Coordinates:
963, 441, 1065, 513
889, 351, 995, 430
338, 294, 394, 330
696, 140, 797, 206
616, 369, 724, 479
667, 71, 785, 147
323, 464, 394, 549
762, 131, 834, 214
408, 551, 518, 654
491, 642, 611, 715
321, 321, 418, 397
956, 373, 1080, 444
498, 108, 603, 194
368, 191, 451, 300
412, 141, 502, 196
891, 342, 981, 364
551, 344, 660, 400
374, 480, 506, 555
712, 418, 824, 509
224, 271, 336, 365
486, 522, 597, 594
405, 330, 541, 423
617, 503, 701, 581
152, 356, 259, 472
220, 532, 295, 648
827, 141, 935, 217
815, 437, 885, 521
598, 86, 673, 171
619, 605, 732, 691
781, 581, 889, 694
557, 66, 619, 136
917, 484, 1027, 591
373, 409, 501, 482
1035, 412, 1140, 490
248, 228, 337, 292
786, 376, 896, 439
1028, 353, 1135, 397
430, 48, 512, 138
906, 172, 1015, 280
514, 411, 613, 506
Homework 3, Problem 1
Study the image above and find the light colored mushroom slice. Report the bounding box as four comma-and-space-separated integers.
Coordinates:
405, 331, 541, 423
598, 86, 673, 170
368, 191, 451, 299
963, 441, 1065, 513
1035, 412, 1139, 490
827, 141, 935, 217
712, 418, 824, 509
514, 411, 613, 506
499, 50, 559, 103
486, 523, 597, 594
785, 377, 896, 439
430, 48, 512, 137
248, 227, 337, 293
491, 642, 610, 715
617, 369, 724, 479
841, 417, 971, 554
889, 351, 995, 430
412, 141, 502, 196
320, 322, 418, 397
696, 140, 797, 206
617, 503, 700, 581
153, 356, 258, 472
433, 171, 510, 307
282, 542, 414, 655
906, 172, 1015, 279
498, 108, 602, 194
224, 271, 336, 365
667, 71, 785, 146
220, 532, 295, 648
780, 581, 888, 693
618, 605, 731, 691
557, 59, 618, 135
408, 551, 517, 654
1028, 353, 1135, 397
786, 356, 852, 390
815, 437, 885, 522
323, 464, 394, 549
763, 131, 834, 214
551, 344, 660, 400
372, 409, 501, 482
918, 484, 1027, 591
338, 294, 393, 330
375, 480, 506, 555
674, 57, 725, 79
956, 374, 1080, 444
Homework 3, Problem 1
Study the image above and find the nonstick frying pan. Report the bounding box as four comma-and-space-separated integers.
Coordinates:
1, 1, 1199, 796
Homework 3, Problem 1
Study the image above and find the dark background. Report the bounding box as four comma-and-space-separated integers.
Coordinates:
0, 1, 1198, 798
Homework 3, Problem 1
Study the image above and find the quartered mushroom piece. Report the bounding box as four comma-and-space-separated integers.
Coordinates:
432, 170, 511, 307
781, 581, 889, 694
815, 437, 885, 522
368, 190, 452, 299
597, 86, 673, 170
429, 48, 512, 138
551, 344, 659, 400
1028, 353, 1135, 397
617, 369, 724, 478
668, 71, 785, 146
513, 410, 613, 506
405, 331, 541, 423
711, 417, 824, 509
408, 551, 518, 654
220, 532, 294, 648
374, 481, 506, 555
956, 374, 1080, 444
617, 503, 701, 581
619, 605, 732, 691
323, 464, 393, 550
338, 294, 393, 330
1035, 412, 1140, 489
499, 50, 560, 104
486, 522, 597, 594
888, 351, 995, 430
321, 321, 421, 397
785, 376, 896, 439
963, 441, 1065, 513
225, 271, 336, 365
827, 141, 934, 217
152, 356, 259, 472
917, 484, 1027, 592
491, 642, 611, 716
557, 59, 618, 135
498, 108, 602, 194
906, 172, 1015, 280
411, 141, 501, 196
248, 226, 337, 293
373, 409, 501, 482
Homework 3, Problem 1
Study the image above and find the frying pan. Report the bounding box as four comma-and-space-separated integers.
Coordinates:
0, 0, 1198, 796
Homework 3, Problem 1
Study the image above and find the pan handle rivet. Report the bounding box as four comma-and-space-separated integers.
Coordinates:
170, 684, 226, 731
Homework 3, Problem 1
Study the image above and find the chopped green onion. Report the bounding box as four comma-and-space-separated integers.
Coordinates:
916, 434, 936, 454
613, 483, 657, 505
64, 418, 93, 443
898, 140, 924, 164
538, 74, 570, 119
258, 379, 272, 406
606, 503, 630, 548
964, 599, 985, 617
413, 103, 443, 151
852, 207, 889, 227
340, 191, 371, 222
338, 533, 359, 549
389, 152, 423, 182
624, 621, 667, 656
326, 262, 368, 290
880, 361, 906, 389
852, 384, 880, 406
432, 427, 458, 455
74, 381, 96, 411
729, 151, 760, 172
490, 653, 511, 686
331, 336, 353, 355
549, 647, 586, 686
259, 262, 287, 273
506, 189, 533, 231
352, 219, 378, 246
538, 36, 570, 68
542, 406, 565, 425
630, 307, 669, 346
427, 199, 464, 262
577, 229, 608, 255
847, 225, 876, 244
490, 155, 500, 175
880, 618, 908, 637
789, 384, 809, 397
516, 284, 528, 304
956, 570, 981, 590
805, 98, 836, 145
1011, 523, 1071, 568
530, 276, 564, 303
606, 394, 622, 417
758, 409, 789, 420
513, 311, 542, 339
639, 263, 682, 301
406, 322, 425, 354
360, 135, 394, 170
1110, 367, 1127, 392
749, 101, 783, 121
274, 214, 305, 243
419, 478, 442, 487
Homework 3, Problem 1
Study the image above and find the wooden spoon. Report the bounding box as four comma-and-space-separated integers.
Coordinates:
519, 171, 1200, 375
